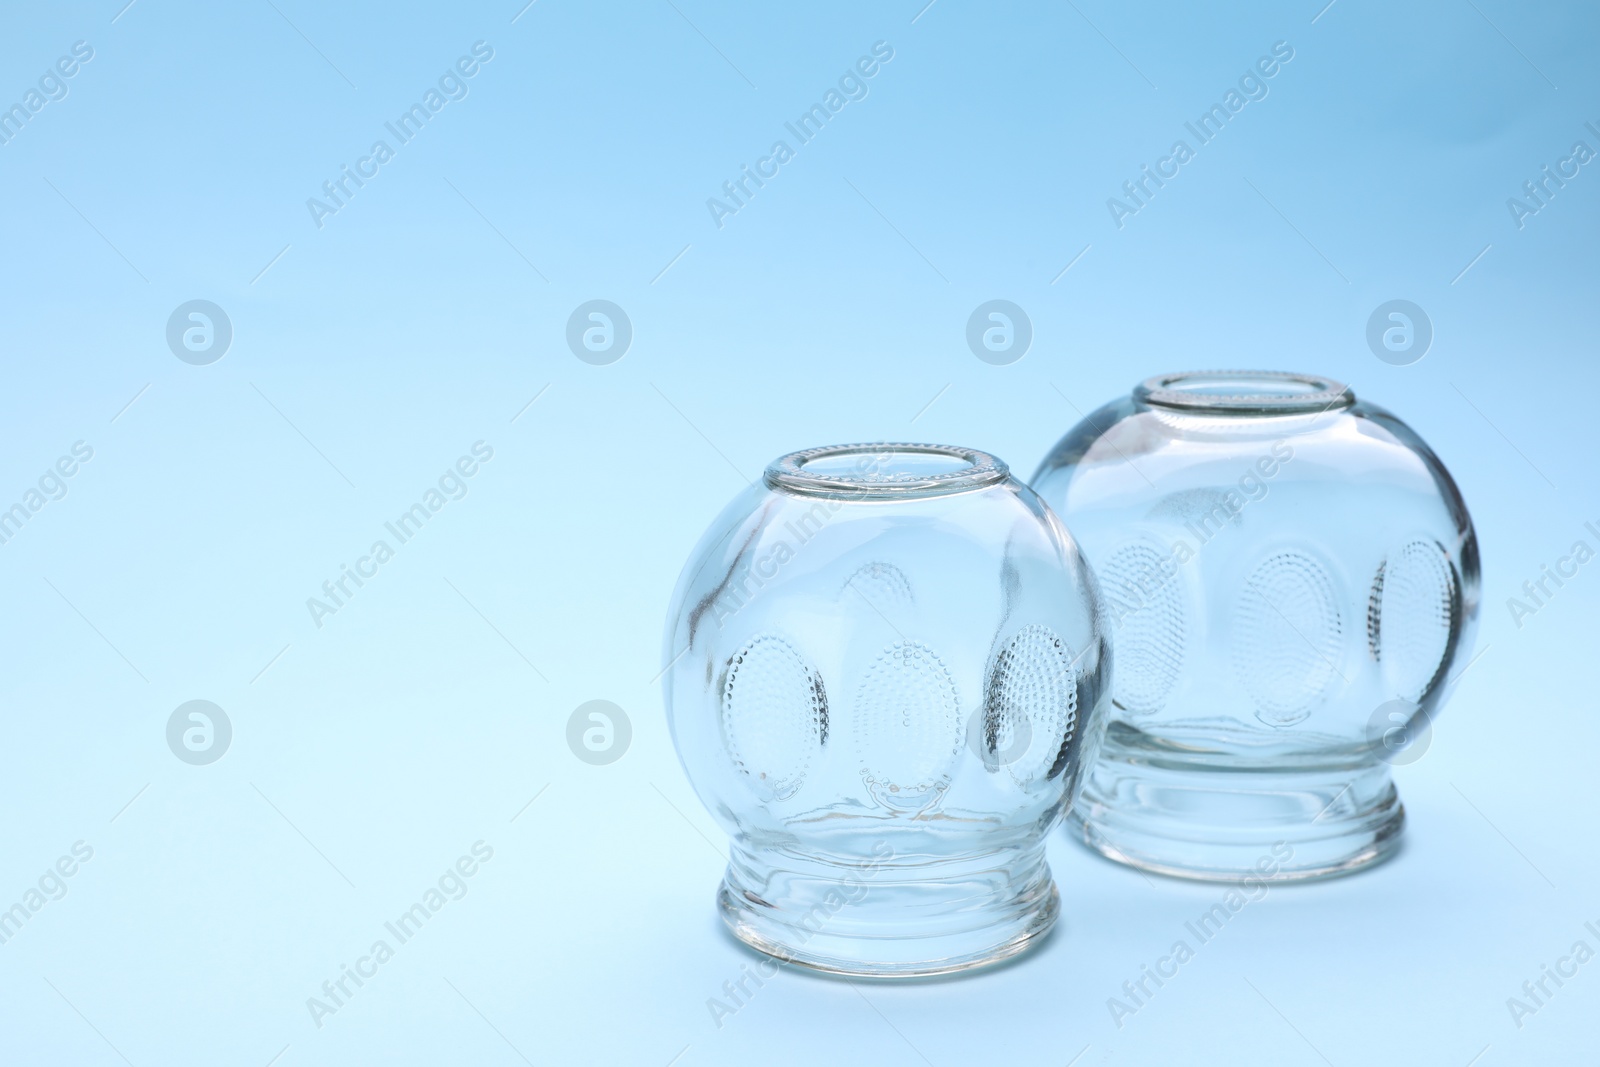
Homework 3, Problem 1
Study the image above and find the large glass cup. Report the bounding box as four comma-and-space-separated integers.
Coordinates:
663, 443, 1109, 976
1031, 372, 1479, 881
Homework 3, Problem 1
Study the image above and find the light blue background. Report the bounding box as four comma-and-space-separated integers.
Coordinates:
1, 1, 1596, 1064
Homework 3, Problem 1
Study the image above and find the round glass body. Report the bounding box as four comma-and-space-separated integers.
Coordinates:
1031, 372, 1480, 881
663, 444, 1109, 976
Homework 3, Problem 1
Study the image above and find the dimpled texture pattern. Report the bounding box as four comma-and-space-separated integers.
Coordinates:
983, 624, 1079, 786
722, 634, 828, 801
1148, 487, 1243, 533
854, 641, 962, 801
1099, 541, 1185, 715
1369, 540, 1457, 702
1233, 551, 1343, 726
839, 561, 914, 615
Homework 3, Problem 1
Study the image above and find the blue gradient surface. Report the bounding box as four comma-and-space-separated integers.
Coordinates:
1, 1, 1596, 1064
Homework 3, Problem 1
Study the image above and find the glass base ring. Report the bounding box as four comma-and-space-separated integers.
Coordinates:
716, 841, 1060, 978
1069, 760, 1406, 882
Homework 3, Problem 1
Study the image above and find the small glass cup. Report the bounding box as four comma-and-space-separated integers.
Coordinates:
662, 443, 1109, 976
1031, 372, 1480, 881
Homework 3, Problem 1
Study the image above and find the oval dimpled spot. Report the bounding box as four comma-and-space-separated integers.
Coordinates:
1371, 540, 1457, 702
839, 561, 914, 615
854, 641, 961, 806
722, 634, 827, 801
1098, 541, 1185, 715
983, 624, 1079, 786
1233, 551, 1343, 726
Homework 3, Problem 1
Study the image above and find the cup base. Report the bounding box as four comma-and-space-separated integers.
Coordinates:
1069, 755, 1405, 882
717, 839, 1060, 978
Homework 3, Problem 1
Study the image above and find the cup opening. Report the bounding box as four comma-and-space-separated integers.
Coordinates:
765, 443, 1008, 499
1135, 370, 1354, 415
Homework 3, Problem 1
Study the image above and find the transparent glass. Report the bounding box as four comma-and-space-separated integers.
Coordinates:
1031, 372, 1480, 881
663, 443, 1109, 976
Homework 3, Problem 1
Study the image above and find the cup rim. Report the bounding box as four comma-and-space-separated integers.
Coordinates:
765, 443, 1009, 499
1135, 370, 1354, 415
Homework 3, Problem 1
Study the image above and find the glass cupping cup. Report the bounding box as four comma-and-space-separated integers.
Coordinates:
1031, 372, 1479, 881
663, 443, 1110, 976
